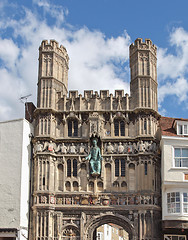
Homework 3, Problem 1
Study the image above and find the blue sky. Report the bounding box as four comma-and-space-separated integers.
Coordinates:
0, 0, 188, 121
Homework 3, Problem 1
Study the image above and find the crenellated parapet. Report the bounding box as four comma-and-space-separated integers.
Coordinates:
129, 38, 157, 58
40, 39, 69, 62
57, 90, 130, 112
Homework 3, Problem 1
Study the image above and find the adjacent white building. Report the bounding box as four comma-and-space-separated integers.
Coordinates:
0, 119, 33, 240
161, 117, 188, 239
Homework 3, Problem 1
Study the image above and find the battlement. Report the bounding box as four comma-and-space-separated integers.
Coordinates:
39, 39, 69, 62
130, 38, 157, 56
67, 90, 129, 100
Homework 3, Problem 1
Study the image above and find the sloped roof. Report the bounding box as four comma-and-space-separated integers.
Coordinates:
160, 116, 188, 137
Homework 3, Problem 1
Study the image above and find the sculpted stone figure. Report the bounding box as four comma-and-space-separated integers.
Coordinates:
43, 140, 56, 153
60, 143, 67, 154
86, 139, 102, 176
118, 142, 124, 153
48, 140, 56, 152
106, 142, 114, 154
79, 143, 86, 154
132, 142, 138, 153
127, 142, 132, 153
69, 143, 76, 154
34, 141, 43, 153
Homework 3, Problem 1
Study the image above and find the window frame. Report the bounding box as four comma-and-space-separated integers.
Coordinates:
167, 192, 180, 213
114, 119, 125, 136
173, 147, 188, 168
176, 121, 188, 136
115, 159, 126, 177
67, 159, 78, 177
68, 119, 78, 137
166, 191, 188, 216
164, 235, 186, 240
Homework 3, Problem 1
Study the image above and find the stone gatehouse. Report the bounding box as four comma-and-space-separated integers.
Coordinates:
29, 38, 161, 239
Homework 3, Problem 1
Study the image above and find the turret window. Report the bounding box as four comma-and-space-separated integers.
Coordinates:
68, 119, 78, 137
114, 120, 125, 136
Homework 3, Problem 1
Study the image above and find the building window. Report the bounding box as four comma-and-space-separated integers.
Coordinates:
164, 235, 186, 240
145, 162, 148, 175
68, 119, 78, 137
174, 148, 188, 167
177, 123, 188, 135
115, 159, 119, 177
58, 164, 63, 191
67, 159, 71, 177
67, 159, 78, 177
114, 120, 125, 136
73, 159, 78, 177
121, 159, 125, 177
115, 159, 125, 177
167, 192, 180, 213
183, 193, 188, 213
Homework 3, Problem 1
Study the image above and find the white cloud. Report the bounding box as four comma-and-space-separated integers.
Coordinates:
0, 2, 131, 121
0, 1, 188, 121
32, 0, 68, 25
158, 27, 188, 111
0, 38, 20, 69
159, 77, 188, 103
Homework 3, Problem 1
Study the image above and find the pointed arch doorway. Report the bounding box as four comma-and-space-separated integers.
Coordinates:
84, 213, 137, 240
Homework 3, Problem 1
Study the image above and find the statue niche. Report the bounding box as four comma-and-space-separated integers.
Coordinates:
86, 137, 102, 177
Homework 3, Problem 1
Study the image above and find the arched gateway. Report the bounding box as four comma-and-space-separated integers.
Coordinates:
84, 213, 136, 240
30, 38, 161, 240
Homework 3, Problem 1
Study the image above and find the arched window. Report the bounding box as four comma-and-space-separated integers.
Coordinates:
115, 159, 119, 177
68, 119, 78, 137
121, 159, 125, 177
89, 181, 94, 192
73, 181, 79, 191
105, 163, 111, 190
65, 181, 71, 191
67, 159, 71, 177
120, 121, 125, 136
121, 181, 127, 191
113, 181, 119, 188
129, 163, 135, 191
58, 164, 63, 191
67, 159, 78, 177
114, 120, 119, 136
80, 163, 87, 191
145, 162, 148, 175
73, 159, 77, 177
114, 119, 125, 136
97, 182, 103, 192
115, 159, 126, 177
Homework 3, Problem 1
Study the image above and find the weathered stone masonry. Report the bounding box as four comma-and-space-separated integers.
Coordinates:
30, 38, 161, 240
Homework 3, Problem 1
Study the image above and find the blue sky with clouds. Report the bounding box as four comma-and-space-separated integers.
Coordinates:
0, 0, 188, 121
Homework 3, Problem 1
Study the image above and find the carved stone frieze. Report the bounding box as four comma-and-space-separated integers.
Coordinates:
38, 193, 160, 207
103, 140, 158, 154
34, 141, 88, 155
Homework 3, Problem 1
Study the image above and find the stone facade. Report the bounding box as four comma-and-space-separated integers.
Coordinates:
30, 39, 161, 239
